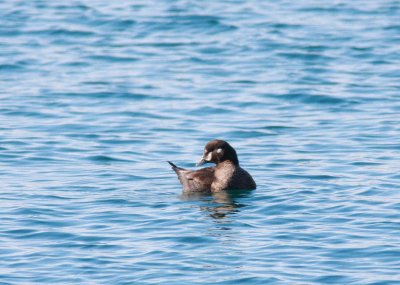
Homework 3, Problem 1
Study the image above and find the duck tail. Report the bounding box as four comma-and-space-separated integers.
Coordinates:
167, 161, 187, 174
167, 161, 178, 168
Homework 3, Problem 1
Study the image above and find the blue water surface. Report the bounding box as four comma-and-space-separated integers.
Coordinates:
1, 0, 400, 284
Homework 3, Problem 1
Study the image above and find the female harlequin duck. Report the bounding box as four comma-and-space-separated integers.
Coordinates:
168, 139, 256, 192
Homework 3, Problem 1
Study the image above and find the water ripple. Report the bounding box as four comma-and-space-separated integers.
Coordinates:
1, 0, 400, 284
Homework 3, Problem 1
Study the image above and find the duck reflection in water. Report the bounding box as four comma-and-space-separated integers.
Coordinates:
180, 189, 253, 219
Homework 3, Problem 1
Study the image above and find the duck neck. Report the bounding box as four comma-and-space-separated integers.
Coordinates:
218, 159, 239, 167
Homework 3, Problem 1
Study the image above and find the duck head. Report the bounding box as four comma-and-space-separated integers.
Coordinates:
196, 139, 239, 166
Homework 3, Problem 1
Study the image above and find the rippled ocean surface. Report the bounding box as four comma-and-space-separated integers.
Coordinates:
1, 1, 400, 284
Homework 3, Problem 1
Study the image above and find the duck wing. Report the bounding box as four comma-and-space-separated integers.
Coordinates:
168, 161, 214, 192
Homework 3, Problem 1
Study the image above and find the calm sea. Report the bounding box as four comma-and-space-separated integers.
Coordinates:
1, 1, 400, 284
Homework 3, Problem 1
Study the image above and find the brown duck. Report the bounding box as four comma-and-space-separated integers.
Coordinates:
168, 139, 256, 192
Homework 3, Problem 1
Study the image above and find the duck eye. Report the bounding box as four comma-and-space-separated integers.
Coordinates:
216, 148, 222, 154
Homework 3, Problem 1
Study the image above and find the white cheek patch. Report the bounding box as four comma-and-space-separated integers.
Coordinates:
205, 152, 213, 161
217, 148, 222, 154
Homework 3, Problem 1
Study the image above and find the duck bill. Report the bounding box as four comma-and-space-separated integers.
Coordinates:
196, 158, 206, 167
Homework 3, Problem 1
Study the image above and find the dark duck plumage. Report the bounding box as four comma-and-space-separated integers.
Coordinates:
168, 140, 256, 193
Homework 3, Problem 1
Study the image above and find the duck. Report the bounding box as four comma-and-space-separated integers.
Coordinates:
168, 139, 256, 192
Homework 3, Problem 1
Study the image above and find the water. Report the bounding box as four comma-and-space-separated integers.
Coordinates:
1, 0, 400, 284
